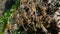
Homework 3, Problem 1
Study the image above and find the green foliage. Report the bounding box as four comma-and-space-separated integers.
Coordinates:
0, 0, 20, 33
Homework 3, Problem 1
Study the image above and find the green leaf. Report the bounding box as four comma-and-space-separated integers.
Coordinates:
1, 0, 20, 33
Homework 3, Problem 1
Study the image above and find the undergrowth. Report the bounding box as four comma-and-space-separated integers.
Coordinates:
0, 0, 24, 34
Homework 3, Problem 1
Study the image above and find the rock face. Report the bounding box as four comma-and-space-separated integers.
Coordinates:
0, 0, 6, 14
